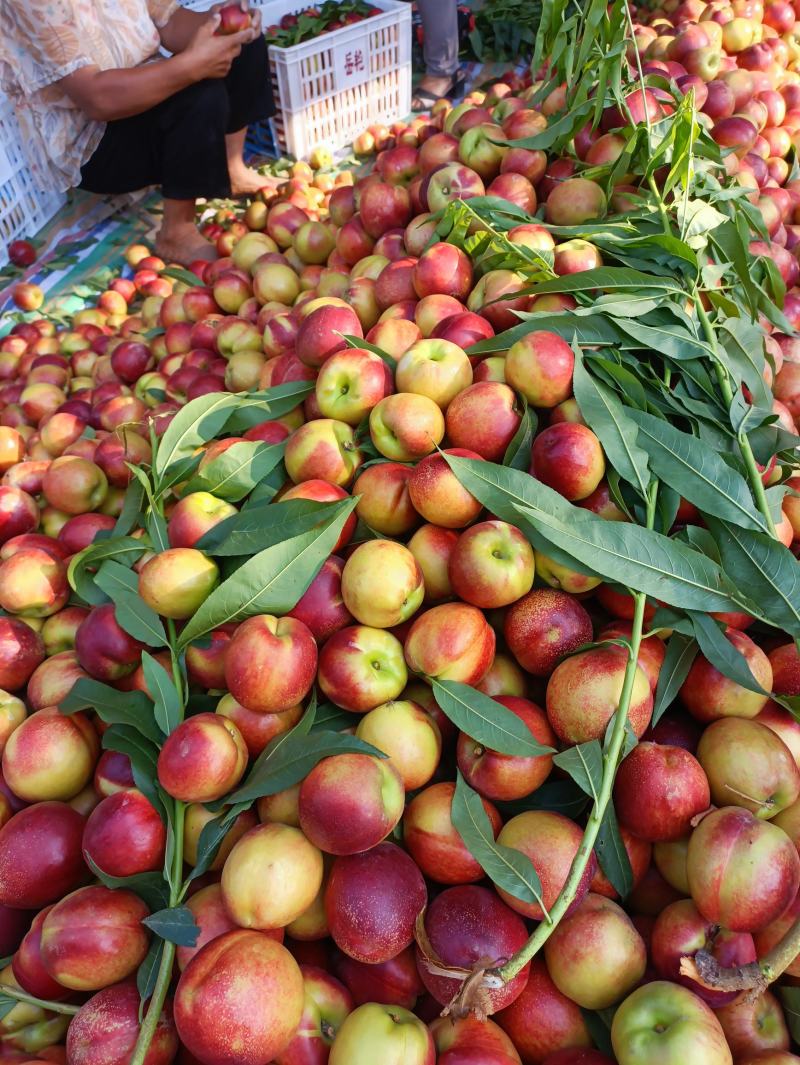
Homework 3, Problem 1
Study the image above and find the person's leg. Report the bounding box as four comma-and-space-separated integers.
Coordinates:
413, 0, 461, 108
222, 36, 277, 195
80, 78, 231, 265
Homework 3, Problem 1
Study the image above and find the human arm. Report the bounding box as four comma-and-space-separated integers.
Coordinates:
56, 17, 252, 122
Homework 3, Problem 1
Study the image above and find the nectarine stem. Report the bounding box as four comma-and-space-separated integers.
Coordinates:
683, 913, 800, 995
129, 619, 187, 1065
0, 985, 79, 1016
497, 587, 649, 984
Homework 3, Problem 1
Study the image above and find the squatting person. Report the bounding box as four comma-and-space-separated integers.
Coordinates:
0, 0, 275, 264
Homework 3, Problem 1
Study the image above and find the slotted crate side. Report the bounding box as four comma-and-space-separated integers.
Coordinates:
0, 103, 66, 266
262, 0, 411, 158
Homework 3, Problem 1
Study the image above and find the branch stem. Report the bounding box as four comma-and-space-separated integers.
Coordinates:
0, 986, 79, 1016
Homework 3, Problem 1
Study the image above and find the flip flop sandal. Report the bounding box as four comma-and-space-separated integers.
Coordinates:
411, 71, 467, 112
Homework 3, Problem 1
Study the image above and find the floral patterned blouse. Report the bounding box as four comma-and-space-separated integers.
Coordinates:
0, 0, 179, 190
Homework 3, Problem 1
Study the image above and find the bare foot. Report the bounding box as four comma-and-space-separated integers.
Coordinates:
155, 225, 216, 268
229, 164, 274, 196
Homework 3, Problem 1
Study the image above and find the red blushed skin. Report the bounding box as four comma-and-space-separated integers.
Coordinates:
167, 492, 237, 550
419, 134, 460, 174
0, 486, 39, 546
13, 905, 73, 1001
613, 742, 711, 843
757, 701, 800, 769
546, 645, 653, 745
93, 751, 134, 798
296, 305, 363, 369
487, 172, 538, 213
680, 628, 773, 722
530, 423, 605, 502
56, 512, 116, 555
94, 431, 152, 488
367, 319, 422, 359
284, 419, 362, 488
698, 717, 800, 820
0, 616, 45, 691
403, 781, 502, 884
280, 481, 357, 553
243, 420, 291, 445
412, 244, 473, 301
175, 931, 305, 1065
543, 894, 647, 1011
497, 958, 591, 1060
542, 1053, 615, 1065
408, 525, 458, 602
600, 621, 666, 690
287, 557, 353, 643
717, 990, 790, 1060
687, 806, 800, 933
0, 903, 34, 958
0, 548, 70, 618
41, 456, 108, 515
375, 258, 419, 310
218, 697, 303, 758
324, 842, 427, 964
404, 602, 495, 685
359, 182, 413, 239
431, 1016, 523, 1065
432, 311, 495, 355
504, 331, 575, 408
644, 711, 702, 753
352, 463, 419, 538
41, 609, 88, 656
333, 945, 423, 1009
497, 811, 596, 922
552, 239, 603, 277
40, 885, 150, 991
457, 696, 555, 802
595, 584, 656, 623
157, 713, 248, 803
317, 626, 408, 712
476, 654, 526, 699
3, 461, 50, 497
66, 981, 178, 1065
274, 965, 354, 1065
82, 789, 166, 878
466, 270, 528, 332
591, 825, 651, 900
770, 642, 800, 695
336, 216, 376, 265
224, 615, 318, 714
1, 533, 69, 563
299, 753, 405, 855
416, 886, 530, 1014
414, 294, 465, 340
652, 898, 757, 1009
444, 383, 521, 462
185, 626, 235, 690
177, 883, 240, 971
27, 647, 88, 707
447, 520, 534, 610
504, 588, 593, 678
2, 707, 99, 803
75, 603, 146, 682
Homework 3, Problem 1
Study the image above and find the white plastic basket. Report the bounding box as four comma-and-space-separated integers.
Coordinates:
0, 101, 66, 267
261, 0, 412, 159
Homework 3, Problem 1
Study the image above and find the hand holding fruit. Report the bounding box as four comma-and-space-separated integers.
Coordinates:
184, 14, 254, 79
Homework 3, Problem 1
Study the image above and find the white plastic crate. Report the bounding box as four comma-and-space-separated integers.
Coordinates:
0, 102, 66, 267
261, 0, 412, 159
